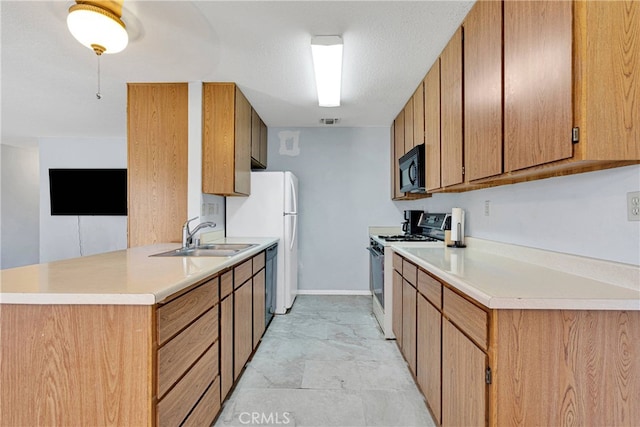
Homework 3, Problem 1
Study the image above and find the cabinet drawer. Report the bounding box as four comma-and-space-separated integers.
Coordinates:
181, 376, 221, 427
220, 270, 233, 299
253, 251, 265, 274
393, 253, 403, 273
156, 344, 218, 427
417, 269, 442, 309
443, 287, 488, 350
157, 306, 219, 398
234, 259, 253, 289
403, 260, 417, 287
157, 278, 218, 346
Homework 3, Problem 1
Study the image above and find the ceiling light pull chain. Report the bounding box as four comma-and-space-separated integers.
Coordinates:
96, 54, 102, 100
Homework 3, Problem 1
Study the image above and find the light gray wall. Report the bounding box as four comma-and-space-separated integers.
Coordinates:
268, 127, 403, 293
1, 144, 40, 269
400, 164, 640, 266
268, 127, 640, 293
39, 138, 128, 263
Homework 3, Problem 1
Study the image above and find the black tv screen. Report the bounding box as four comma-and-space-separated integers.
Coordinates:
49, 169, 127, 216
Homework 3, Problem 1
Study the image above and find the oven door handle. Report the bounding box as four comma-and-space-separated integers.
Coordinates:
366, 247, 384, 257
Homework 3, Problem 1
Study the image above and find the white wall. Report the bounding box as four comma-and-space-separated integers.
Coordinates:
399, 164, 640, 266
267, 127, 403, 293
39, 138, 127, 263
1, 144, 40, 269
268, 127, 640, 294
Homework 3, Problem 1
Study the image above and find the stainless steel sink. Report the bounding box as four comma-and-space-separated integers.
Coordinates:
151, 243, 258, 257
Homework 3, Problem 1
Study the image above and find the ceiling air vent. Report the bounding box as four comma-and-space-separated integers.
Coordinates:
320, 118, 340, 125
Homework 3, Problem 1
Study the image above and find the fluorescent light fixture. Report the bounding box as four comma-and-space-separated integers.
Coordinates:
311, 35, 343, 107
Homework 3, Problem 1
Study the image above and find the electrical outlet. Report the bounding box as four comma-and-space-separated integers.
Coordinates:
484, 200, 491, 216
628, 191, 640, 221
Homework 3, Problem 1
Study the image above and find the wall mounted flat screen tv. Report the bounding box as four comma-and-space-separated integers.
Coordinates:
49, 169, 127, 216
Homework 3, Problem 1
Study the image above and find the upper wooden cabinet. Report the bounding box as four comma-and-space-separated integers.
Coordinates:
127, 83, 189, 247
504, 1, 573, 172
424, 59, 441, 192
251, 108, 268, 170
202, 83, 252, 196
403, 98, 414, 152
440, 27, 464, 188
412, 82, 425, 147
463, 0, 503, 182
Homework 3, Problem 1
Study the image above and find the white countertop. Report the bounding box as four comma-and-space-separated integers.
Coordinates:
392, 239, 640, 311
0, 237, 278, 305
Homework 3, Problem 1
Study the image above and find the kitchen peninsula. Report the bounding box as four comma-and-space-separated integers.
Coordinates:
389, 238, 640, 426
0, 238, 277, 427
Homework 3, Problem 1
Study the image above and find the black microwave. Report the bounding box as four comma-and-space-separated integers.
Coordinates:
399, 143, 426, 193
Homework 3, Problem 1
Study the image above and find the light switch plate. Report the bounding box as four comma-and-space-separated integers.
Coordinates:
628, 191, 640, 221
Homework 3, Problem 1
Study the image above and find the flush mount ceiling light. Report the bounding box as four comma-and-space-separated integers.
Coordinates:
311, 35, 343, 107
67, 0, 128, 56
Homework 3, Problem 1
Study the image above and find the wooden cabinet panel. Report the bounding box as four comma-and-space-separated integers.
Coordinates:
464, 0, 503, 182
182, 377, 221, 427
494, 309, 640, 426
440, 28, 464, 188
259, 118, 268, 167
417, 294, 441, 425
253, 269, 266, 348
251, 108, 268, 169
442, 319, 487, 427
402, 280, 417, 375
0, 305, 153, 427
220, 270, 233, 299
220, 295, 234, 401
413, 82, 425, 146
424, 60, 441, 192
253, 251, 266, 274
417, 269, 441, 309
157, 344, 218, 427
235, 258, 253, 289
392, 252, 403, 273
393, 110, 406, 199
157, 306, 218, 399
392, 270, 403, 345
402, 260, 417, 287
202, 83, 251, 196
127, 83, 188, 247
234, 280, 253, 379
443, 287, 488, 351
575, 0, 640, 160
157, 278, 218, 346
504, 0, 573, 172
404, 99, 414, 152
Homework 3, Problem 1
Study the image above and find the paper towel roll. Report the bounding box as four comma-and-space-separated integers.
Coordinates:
451, 208, 465, 242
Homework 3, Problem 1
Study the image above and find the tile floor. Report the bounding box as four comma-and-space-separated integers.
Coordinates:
214, 295, 436, 427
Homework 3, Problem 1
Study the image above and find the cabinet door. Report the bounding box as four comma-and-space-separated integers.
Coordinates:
424, 60, 441, 192
234, 87, 252, 194
504, 1, 573, 172
251, 108, 262, 167
404, 99, 414, 153
442, 319, 487, 427
417, 294, 441, 424
392, 270, 403, 345
259, 118, 268, 167
252, 269, 266, 348
413, 82, 425, 147
402, 280, 417, 375
393, 111, 406, 200
464, 0, 503, 182
220, 295, 233, 401
127, 83, 188, 247
233, 280, 253, 379
440, 28, 464, 187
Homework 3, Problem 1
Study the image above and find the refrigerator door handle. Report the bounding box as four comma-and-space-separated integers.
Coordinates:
290, 214, 297, 250
288, 175, 298, 214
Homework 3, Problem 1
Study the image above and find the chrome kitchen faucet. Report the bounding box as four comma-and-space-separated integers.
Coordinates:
182, 216, 216, 248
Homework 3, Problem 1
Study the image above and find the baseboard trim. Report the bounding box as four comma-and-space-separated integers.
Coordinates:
296, 290, 372, 296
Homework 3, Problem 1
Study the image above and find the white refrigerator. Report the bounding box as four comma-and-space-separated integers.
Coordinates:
226, 171, 298, 314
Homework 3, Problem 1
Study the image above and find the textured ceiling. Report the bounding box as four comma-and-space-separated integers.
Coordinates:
1, 1, 475, 145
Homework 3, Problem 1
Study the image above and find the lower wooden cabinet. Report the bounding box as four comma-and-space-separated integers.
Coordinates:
220, 292, 234, 401
392, 269, 403, 345
234, 279, 253, 379
392, 251, 640, 427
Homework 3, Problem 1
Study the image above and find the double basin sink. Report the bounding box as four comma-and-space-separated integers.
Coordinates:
151, 243, 257, 258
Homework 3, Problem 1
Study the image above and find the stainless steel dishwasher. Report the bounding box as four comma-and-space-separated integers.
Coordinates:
265, 243, 278, 326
